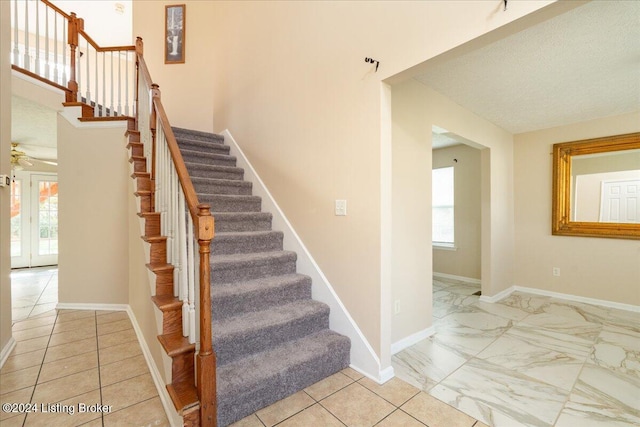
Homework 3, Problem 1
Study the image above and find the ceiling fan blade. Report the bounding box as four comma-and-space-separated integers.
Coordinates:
18, 158, 33, 167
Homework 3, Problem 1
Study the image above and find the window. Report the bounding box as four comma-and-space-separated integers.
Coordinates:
432, 166, 454, 247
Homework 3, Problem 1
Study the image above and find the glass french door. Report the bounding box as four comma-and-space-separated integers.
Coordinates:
10, 173, 58, 268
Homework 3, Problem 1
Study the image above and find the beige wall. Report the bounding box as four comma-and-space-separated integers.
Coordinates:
433, 144, 481, 280
1, 0, 13, 356
391, 79, 514, 343
132, 0, 215, 132
574, 170, 640, 222
57, 118, 129, 304
131, 0, 565, 360
514, 112, 640, 305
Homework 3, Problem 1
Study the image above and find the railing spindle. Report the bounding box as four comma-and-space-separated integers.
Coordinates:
85, 39, 91, 105
12, 0, 19, 65
24, 0, 30, 70
44, 4, 49, 79
35, 0, 40, 74
110, 51, 114, 115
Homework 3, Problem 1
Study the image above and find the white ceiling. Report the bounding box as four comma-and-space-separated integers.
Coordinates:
415, 0, 640, 135
11, 95, 58, 160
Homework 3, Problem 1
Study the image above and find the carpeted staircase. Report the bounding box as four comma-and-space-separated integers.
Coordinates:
173, 127, 351, 426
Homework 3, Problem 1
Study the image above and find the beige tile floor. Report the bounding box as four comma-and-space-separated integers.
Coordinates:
10, 267, 59, 322
230, 367, 486, 427
1, 309, 170, 427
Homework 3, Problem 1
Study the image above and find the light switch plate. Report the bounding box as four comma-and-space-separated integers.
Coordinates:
335, 199, 347, 216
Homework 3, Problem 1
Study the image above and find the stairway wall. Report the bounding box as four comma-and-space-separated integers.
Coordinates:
57, 117, 130, 304
223, 130, 387, 382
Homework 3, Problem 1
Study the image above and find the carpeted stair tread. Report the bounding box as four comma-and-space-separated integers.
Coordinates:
199, 194, 262, 212
180, 149, 237, 167
216, 329, 350, 426
184, 162, 244, 180
211, 250, 296, 284
211, 273, 311, 320
191, 177, 252, 196
172, 127, 225, 143
213, 300, 330, 366
212, 250, 296, 269
213, 212, 273, 232
212, 230, 283, 255
177, 138, 231, 154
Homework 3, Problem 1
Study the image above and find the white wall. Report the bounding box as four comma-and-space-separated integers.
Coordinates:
57, 117, 130, 304
514, 113, 640, 305
433, 144, 482, 280
1, 0, 13, 359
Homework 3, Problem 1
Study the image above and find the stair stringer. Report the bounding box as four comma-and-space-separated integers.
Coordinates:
126, 140, 200, 425
127, 163, 185, 427
221, 129, 393, 384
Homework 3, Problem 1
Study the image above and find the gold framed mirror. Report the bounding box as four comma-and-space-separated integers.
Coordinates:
552, 132, 640, 239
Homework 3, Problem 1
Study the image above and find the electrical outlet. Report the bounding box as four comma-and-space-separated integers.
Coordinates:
335, 199, 347, 216
552, 267, 560, 277
394, 300, 401, 314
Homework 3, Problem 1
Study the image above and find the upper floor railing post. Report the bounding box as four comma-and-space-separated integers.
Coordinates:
196, 204, 216, 426
66, 11, 81, 102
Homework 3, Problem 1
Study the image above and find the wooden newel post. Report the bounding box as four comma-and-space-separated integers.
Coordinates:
196, 204, 216, 426
66, 12, 80, 102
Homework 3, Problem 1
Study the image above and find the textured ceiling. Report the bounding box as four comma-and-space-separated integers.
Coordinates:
11, 96, 57, 160
414, 1, 640, 134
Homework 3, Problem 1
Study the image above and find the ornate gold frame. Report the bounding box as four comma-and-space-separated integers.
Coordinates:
552, 132, 640, 239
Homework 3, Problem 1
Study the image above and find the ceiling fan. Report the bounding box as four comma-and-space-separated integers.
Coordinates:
11, 142, 58, 171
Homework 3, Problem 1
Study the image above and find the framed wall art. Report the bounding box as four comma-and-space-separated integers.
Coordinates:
165, 4, 185, 64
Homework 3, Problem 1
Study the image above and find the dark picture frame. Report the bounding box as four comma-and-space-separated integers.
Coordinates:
165, 4, 186, 64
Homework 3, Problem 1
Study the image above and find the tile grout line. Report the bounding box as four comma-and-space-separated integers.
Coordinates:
23, 309, 59, 427
94, 311, 105, 427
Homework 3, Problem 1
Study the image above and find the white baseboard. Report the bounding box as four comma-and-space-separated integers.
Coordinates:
126, 307, 183, 427
391, 326, 435, 355
55, 303, 129, 311
479, 286, 515, 303
433, 272, 481, 285
512, 286, 640, 313
0, 337, 17, 369
222, 129, 383, 381
349, 364, 395, 385
478, 285, 640, 313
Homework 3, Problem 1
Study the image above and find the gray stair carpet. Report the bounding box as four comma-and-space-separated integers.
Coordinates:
173, 127, 351, 426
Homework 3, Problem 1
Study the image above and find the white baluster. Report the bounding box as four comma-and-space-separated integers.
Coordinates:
35, 0, 40, 75
110, 52, 114, 116
23, 0, 29, 70
117, 51, 122, 115
187, 213, 196, 344
12, 0, 19, 65
102, 52, 106, 116
62, 18, 67, 84
85, 40, 91, 105
125, 52, 130, 116
53, 12, 58, 83
77, 45, 81, 100
44, 5, 49, 79
94, 50, 99, 116
179, 188, 189, 337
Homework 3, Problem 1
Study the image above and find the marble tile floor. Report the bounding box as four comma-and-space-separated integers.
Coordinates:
393, 277, 640, 427
1, 309, 170, 426
10, 267, 59, 322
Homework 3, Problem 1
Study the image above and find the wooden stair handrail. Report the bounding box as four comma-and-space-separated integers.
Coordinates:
78, 29, 136, 53
136, 37, 217, 426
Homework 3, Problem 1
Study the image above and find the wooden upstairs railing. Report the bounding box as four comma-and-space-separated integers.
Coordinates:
10, 1, 216, 425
